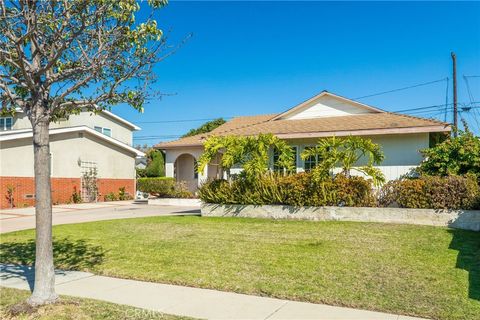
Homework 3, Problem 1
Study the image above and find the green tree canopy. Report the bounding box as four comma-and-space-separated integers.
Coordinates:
0, 0, 171, 306
182, 118, 226, 137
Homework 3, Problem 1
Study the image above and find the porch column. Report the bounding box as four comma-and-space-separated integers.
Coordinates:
164, 151, 176, 178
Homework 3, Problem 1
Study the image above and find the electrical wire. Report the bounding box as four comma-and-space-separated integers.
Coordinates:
353, 78, 448, 100
129, 77, 479, 143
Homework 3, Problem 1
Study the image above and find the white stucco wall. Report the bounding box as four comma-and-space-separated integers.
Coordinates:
9, 111, 134, 145
164, 147, 206, 186
285, 133, 429, 181
1, 131, 136, 179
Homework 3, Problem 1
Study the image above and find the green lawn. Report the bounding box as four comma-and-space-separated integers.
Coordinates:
0, 287, 186, 320
1, 216, 479, 320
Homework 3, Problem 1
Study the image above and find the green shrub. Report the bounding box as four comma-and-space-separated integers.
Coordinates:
137, 177, 175, 196
419, 130, 480, 177
136, 168, 148, 178
171, 181, 195, 199
198, 179, 235, 204
278, 173, 310, 206
137, 177, 194, 198
332, 175, 376, 207
118, 187, 132, 200
378, 175, 480, 209
199, 173, 375, 207
145, 150, 165, 177
71, 190, 82, 204
104, 192, 118, 201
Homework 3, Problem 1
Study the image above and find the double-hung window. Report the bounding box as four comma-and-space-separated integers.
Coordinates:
303, 146, 320, 172
0, 117, 13, 131
94, 126, 112, 137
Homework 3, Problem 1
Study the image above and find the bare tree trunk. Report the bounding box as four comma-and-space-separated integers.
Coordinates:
27, 107, 58, 306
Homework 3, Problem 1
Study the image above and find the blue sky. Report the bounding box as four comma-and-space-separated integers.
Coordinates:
113, 1, 480, 146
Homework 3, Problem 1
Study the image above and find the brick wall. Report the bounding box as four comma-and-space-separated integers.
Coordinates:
1, 176, 36, 209
0, 176, 135, 209
97, 178, 135, 201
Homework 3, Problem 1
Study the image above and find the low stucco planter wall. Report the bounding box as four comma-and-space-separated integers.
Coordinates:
149, 198, 201, 206
201, 203, 480, 231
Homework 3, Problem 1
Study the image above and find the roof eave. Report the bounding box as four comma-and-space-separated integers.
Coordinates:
155, 143, 204, 150
156, 125, 451, 149
0, 126, 145, 157
275, 125, 451, 139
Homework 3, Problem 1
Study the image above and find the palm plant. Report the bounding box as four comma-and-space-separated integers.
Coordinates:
301, 136, 385, 186
198, 134, 295, 181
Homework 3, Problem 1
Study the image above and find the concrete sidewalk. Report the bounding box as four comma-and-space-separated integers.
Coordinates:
0, 264, 423, 320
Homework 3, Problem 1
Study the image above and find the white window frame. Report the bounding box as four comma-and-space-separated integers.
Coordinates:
303, 145, 319, 172
94, 126, 112, 137
0, 117, 13, 131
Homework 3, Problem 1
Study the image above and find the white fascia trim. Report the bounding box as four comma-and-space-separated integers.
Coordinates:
101, 110, 141, 131
0, 126, 145, 157
14, 107, 141, 131
0, 128, 32, 136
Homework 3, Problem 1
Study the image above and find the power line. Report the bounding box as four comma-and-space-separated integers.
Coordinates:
353, 78, 448, 100
129, 76, 479, 140
131, 78, 466, 125
391, 102, 453, 113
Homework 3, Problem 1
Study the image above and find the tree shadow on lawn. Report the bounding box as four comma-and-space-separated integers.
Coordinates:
0, 238, 105, 291
448, 228, 480, 301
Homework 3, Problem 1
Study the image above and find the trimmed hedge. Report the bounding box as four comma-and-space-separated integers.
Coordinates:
199, 173, 375, 207
378, 175, 480, 210
137, 177, 193, 198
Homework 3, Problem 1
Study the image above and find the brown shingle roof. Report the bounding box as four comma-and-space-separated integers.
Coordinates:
155, 112, 450, 149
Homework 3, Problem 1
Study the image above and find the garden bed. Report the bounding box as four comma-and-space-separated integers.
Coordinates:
201, 203, 480, 231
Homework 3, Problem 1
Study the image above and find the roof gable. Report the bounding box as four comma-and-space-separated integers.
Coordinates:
272, 91, 384, 121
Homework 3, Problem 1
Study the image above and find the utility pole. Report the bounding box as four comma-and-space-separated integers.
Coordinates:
451, 52, 458, 136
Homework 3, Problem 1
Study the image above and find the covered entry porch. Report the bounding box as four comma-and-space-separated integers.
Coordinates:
164, 147, 224, 192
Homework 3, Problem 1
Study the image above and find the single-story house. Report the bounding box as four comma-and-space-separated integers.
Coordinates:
0, 109, 144, 208
156, 91, 451, 191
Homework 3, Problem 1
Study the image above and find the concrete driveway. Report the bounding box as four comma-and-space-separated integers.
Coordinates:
0, 201, 200, 234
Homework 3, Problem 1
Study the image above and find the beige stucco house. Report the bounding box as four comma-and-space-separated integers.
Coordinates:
0, 109, 144, 208
156, 91, 450, 191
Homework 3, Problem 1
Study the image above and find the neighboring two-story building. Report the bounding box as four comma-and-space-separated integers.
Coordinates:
0, 109, 144, 208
